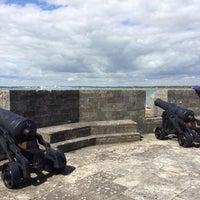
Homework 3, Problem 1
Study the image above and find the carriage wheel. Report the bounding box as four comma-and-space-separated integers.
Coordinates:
1, 162, 21, 189
155, 127, 166, 140
178, 132, 192, 147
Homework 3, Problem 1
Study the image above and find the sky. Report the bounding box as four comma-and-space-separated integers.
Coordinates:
0, 0, 200, 87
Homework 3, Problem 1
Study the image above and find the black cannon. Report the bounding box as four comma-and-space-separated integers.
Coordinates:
154, 98, 200, 147
0, 108, 66, 189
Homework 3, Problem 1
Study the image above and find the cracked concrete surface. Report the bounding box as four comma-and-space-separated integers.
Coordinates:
0, 134, 200, 200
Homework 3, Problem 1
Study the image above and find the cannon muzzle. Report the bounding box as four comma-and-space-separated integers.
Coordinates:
0, 108, 36, 143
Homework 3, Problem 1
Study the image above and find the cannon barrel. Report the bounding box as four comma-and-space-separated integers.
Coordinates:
0, 108, 36, 143
154, 98, 195, 122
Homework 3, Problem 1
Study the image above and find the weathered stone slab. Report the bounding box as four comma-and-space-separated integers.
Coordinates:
38, 120, 138, 144
52, 133, 140, 152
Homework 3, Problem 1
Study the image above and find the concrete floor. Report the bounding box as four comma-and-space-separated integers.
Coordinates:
0, 134, 200, 200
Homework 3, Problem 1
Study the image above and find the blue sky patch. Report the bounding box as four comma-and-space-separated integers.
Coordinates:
5, 0, 61, 10
121, 19, 138, 27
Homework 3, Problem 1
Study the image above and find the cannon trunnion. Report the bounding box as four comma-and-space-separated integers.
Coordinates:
154, 98, 200, 147
0, 108, 67, 189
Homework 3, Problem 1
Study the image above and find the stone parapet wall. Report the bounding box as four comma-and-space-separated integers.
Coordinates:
79, 90, 145, 123
0, 88, 199, 133
0, 89, 146, 128
0, 90, 80, 127
149, 89, 168, 117
0, 90, 10, 110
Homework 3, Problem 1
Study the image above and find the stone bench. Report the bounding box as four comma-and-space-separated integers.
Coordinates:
38, 120, 141, 152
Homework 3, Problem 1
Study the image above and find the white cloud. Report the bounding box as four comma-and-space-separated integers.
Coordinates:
0, 0, 200, 86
